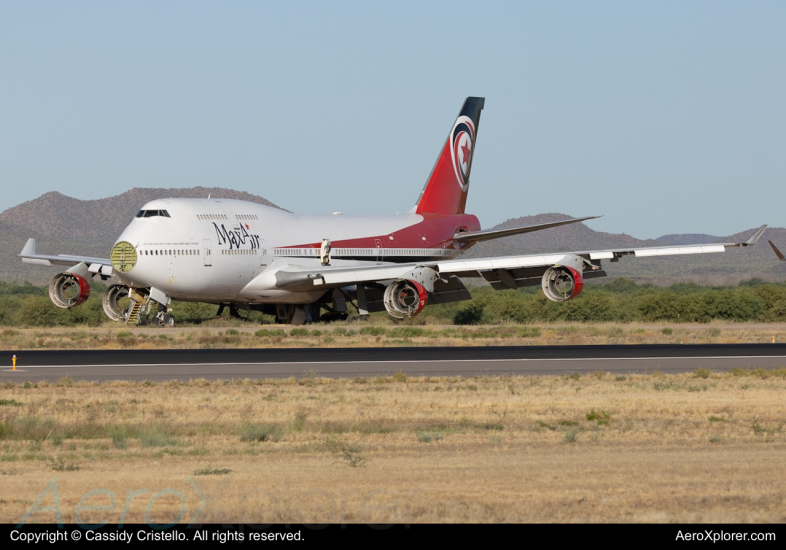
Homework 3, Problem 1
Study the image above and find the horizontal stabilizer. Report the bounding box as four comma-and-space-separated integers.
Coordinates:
744, 225, 767, 246
21, 238, 36, 256
769, 241, 786, 261
18, 237, 111, 269
452, 216, 600, 243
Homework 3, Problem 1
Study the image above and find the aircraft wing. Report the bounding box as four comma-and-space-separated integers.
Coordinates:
17, 238, 114, 277
271, 225, 768, 292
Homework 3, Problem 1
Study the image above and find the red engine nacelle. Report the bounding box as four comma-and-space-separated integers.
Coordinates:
383, 279, 428, 319
541, 266, 584, 302
48, 273, 91, 308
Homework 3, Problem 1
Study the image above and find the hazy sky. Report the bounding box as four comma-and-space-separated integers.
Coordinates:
1, 2, 784, 239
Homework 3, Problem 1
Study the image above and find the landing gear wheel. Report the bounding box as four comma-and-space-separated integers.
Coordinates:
164, 313, 175, 328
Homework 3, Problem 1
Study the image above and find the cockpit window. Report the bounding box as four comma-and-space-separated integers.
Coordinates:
136, 210, 171, 218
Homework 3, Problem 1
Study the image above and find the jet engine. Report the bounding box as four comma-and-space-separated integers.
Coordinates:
48, 272, 91, 308
383, 279, 428, 319
541, 266, 584, 302
102, 283, 130, 322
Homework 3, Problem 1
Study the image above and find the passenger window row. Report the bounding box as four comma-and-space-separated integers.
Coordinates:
141, 249, 199, 256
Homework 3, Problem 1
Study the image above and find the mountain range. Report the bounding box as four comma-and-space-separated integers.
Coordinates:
1, 189, 783, 286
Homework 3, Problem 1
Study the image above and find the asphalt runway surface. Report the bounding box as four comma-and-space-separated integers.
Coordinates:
2, 344, 786, 383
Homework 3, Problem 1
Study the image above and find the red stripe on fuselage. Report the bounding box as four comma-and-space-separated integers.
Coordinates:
278, 213, 480, 255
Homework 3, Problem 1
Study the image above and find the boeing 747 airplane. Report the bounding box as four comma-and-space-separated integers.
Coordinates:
19, 97, 767, 325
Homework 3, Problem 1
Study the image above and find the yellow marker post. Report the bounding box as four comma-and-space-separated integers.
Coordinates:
12, 355, 16, 370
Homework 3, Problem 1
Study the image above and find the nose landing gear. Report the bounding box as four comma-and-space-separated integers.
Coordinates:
154, 304, 175, 327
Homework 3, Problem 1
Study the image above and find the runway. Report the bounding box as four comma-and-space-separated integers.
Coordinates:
2, 344, 786, 382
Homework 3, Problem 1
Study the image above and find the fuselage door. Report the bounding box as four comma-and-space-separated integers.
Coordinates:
203, 239, 212, 266
259, 239, 267, 266
375, 238, 382, 263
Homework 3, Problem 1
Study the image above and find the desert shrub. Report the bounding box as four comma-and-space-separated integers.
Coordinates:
359, 326, 387, 336
16, 294, 105, 327
387, 327, 426, 338
17, 297, 67, 327
544, 291, 617, 322
139, 429, 181, 447
704, 289, 763, 321
239, 423, 282, 442
637, 292, 684, 322
255, 329, 287, 337
0, 281, 48, 296
5, 415, 56, 440
110, 429, 127, 449
484, 291, 542, 323
601, 277, 641, 293
453, 302, 484, 325
767, 298, 786, 321
755, 284, 786, 310
170, 301, 218, 323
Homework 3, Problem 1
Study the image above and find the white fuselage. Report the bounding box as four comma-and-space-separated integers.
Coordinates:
113, 198, 470, 304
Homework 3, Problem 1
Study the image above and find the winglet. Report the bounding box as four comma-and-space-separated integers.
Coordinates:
769, 241, 786, 261
743, 225, 767, 246
19, 238, 36, 257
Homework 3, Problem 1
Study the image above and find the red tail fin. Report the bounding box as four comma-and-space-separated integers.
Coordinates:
415, 97, 485, 216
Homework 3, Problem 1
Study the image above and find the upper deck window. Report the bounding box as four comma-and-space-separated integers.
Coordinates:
136, 210, 171, 218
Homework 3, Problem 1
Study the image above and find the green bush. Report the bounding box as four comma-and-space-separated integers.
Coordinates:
453, 302, 484, 325
387, 327, 426, 338
255, 328, 287, 337
359, 326, 387, 336
545, 291, 617, 322
139, 429, 180, 448
2, 277, 786, 327
239, 424, 282, 442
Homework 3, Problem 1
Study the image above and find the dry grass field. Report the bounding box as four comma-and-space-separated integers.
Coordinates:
2, 321, 786, 351
2, 367, 786, 524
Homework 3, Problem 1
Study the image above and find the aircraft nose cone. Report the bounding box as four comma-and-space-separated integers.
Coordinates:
110, 241, 137, 273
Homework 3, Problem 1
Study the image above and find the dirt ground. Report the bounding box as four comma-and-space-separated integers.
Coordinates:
2, 368, 786, 524
2, 321, 786, 351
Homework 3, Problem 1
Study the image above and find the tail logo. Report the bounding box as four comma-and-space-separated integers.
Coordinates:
450, 116, 475, 191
